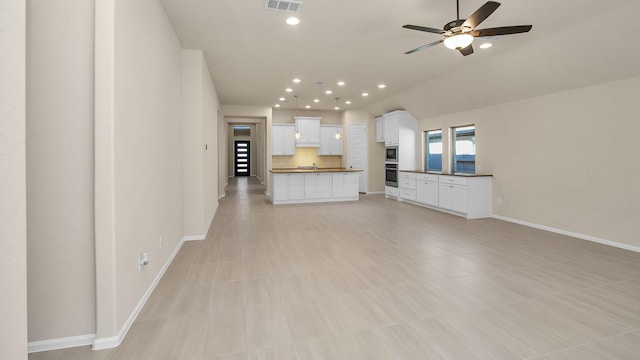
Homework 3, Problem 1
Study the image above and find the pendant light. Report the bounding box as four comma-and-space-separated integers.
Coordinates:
334, 98, 342, 140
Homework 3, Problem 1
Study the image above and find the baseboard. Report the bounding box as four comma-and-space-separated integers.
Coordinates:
28, 334, 96, 353
92, 237, 186, 350
492, 215, 640, 253
218, 192, 225, 200
182, 203, 218, 242
366, 191, 385, 195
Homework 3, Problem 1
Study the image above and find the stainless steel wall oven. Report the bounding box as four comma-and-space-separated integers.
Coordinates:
385, 163, 398, 187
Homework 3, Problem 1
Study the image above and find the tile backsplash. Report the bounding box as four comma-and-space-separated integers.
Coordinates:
272, 147, 342, 168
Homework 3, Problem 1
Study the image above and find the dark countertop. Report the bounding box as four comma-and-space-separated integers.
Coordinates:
399, 170, 493, 177
269, 167, 363, 173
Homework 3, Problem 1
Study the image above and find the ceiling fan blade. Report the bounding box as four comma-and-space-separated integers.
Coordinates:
462, 1, 501, 30
471, 25, 533, 37
402, 24, 445, 34
404, 39, 444, 54
458, 44, 474, 56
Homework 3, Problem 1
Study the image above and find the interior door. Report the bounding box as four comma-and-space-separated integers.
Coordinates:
234, 140, 250, 176
349, 124, 367, 193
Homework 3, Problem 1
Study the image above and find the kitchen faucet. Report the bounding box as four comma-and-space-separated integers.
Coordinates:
313, 162, 317, 171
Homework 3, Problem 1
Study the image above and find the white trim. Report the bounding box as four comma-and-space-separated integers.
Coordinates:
29, 334, 96, 353
492, 215, 640, 254
366, 191, 385, 195
218, 192, 226, 200
92, 237, 185, 350
182, 202, 218, 242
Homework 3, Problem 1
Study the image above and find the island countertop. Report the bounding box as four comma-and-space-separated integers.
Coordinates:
399, 170, 492, 177
269, 167, 362, 173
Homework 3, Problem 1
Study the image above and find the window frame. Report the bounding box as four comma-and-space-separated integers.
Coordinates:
424, 129, 443, 172
451, 124, 476, 173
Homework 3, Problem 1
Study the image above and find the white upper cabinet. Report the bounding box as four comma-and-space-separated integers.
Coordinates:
272, 124, 295, 156
294, 116, 321, 147
375, 117, 385, 142
383, 115, 399, 146
318, 125, 343, 155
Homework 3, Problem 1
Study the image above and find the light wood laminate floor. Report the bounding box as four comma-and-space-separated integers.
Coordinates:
31, 177, 640, 359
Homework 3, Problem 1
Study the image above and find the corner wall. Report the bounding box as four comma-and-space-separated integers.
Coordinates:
112, 0, 184, 333
418, 75, 640, 249
26, 0, 96, 344
95, 0, 185, 345
182, 50, 220, 239
0, 0, 28, 358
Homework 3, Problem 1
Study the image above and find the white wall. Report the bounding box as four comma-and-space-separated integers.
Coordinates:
26, 0, 96, 343
95, 0, 185, 344
112, 0, 184, 331
183, 49, 220, 239
417, 75, 640, 249
182, 50, 205, 237
202, 57, 220, 233
0, 0, 28, 358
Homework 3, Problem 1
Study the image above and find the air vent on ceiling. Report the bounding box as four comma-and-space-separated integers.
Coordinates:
265, 0, 303, 13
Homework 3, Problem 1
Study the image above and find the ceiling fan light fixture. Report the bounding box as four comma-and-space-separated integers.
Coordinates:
444, 33, 474, 49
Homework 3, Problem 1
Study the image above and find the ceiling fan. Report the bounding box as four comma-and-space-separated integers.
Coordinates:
403, 0, 532, 56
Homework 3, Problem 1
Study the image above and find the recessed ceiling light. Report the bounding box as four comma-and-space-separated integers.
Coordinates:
313, 99, 319, 103
325, 90, 332, 94
275, 104, 280, 107
334, 106, 340, 110
480, 43, 492, 49
378, 84, 386, 89
293, 78, 301, 83
337, 81, 345, 86
286, 88, 293, 92
286, 17, 300, 25
362, 93, 368, 97
345, 100, 351, 105
305, 105, 311, 109
279, 97, 286, 101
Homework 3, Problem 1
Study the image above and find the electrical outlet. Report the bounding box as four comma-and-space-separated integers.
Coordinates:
497, 197, 502, 205
139, 252, 149, 272
160, 236, 164, 248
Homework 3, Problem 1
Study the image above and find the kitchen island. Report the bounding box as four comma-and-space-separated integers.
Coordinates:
269, 168, 362, 205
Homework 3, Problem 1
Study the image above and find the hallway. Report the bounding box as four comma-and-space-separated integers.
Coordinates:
31, 176, 640, 359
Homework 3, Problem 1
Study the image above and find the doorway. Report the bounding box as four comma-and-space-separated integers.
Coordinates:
349, 124, 367, 193
234, 140, 250, 176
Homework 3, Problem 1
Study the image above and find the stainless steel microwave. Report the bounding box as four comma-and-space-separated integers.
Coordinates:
385, 146, 398, 162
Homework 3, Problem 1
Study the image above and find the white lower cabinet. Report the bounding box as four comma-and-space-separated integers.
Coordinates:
332, 172, 358, 198
398, 172, 417, 201
439, 182, 468, 214
396, 172, 492, 219
304, 173, 331, 199
416, 174, 439, 206
272, 173, 304, 202
270, 171, 359, 204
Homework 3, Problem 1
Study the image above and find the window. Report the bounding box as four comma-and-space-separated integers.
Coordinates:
233, 125, 251, 137
424, 130, 442, 172
452, 125, 475, 173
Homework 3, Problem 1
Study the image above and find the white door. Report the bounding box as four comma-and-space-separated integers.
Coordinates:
349, 124, 367, 193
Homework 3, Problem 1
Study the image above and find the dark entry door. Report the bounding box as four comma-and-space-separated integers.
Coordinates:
234, 140, 250, 176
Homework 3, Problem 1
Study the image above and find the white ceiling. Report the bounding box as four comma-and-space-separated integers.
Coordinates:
159, 0, 640, 116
